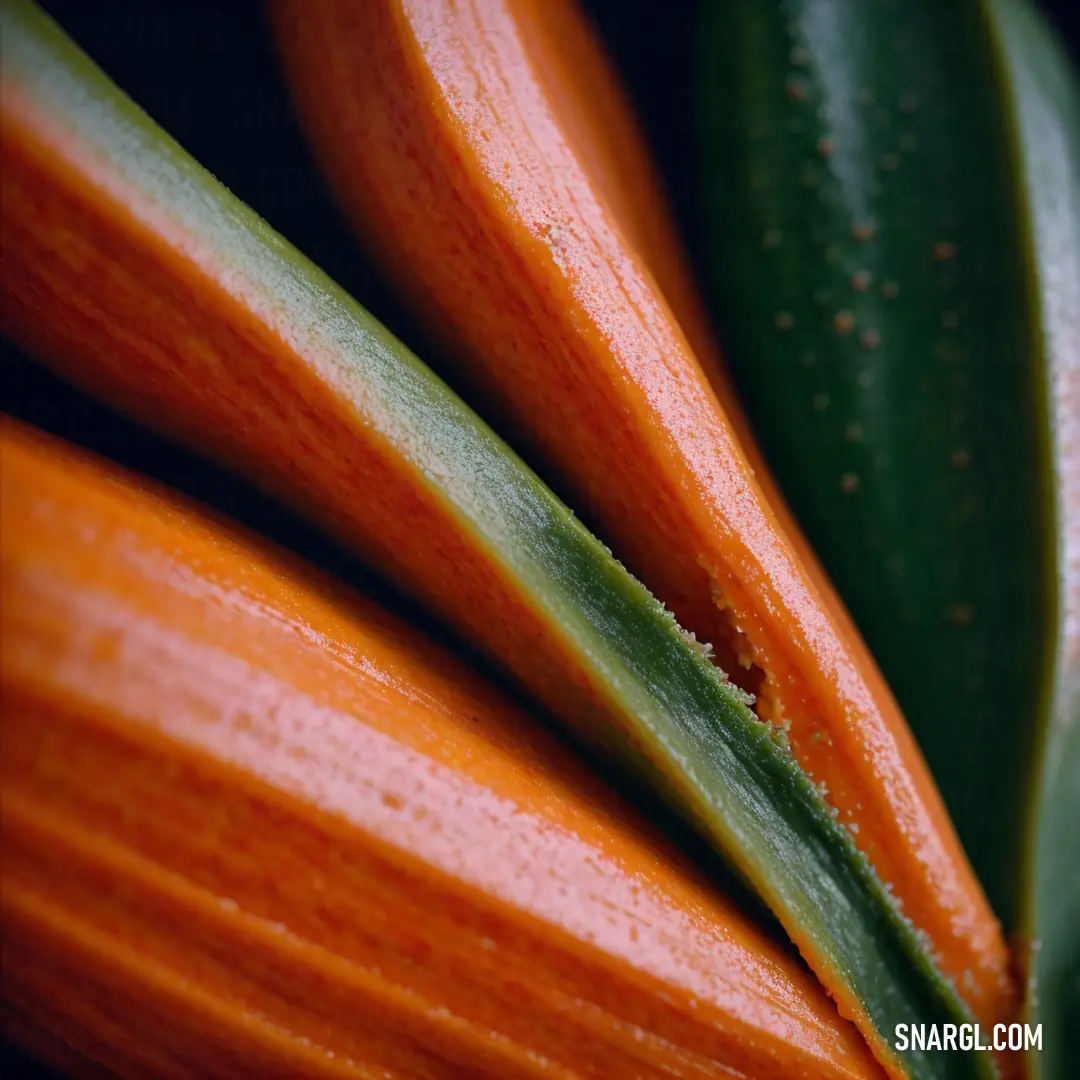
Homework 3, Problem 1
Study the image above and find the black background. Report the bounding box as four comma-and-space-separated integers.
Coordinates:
4, 2, 1080, 1076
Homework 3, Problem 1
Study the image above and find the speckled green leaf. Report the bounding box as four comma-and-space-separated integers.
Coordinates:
698, 1, 1079, 1073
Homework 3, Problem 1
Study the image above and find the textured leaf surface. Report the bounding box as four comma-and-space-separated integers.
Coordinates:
699, 2, 1079, 1073
0, 3, 985, 1077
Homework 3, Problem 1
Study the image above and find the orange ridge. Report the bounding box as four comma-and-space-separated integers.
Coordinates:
268, 0, 1014, 1037
0, 418, 882, 1080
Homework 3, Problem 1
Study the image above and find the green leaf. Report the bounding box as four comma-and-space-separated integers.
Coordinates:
698, 1, 1079, 1073
699, 0, 1076, 925
983, 3, 1080, 1076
